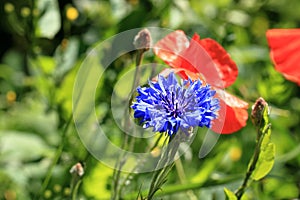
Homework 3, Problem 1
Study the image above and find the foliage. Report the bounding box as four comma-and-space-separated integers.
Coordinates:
1, 0, 300, 199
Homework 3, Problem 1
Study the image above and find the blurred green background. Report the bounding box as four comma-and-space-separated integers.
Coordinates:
1, 0, 300, 199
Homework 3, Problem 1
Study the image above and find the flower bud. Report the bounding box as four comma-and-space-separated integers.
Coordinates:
251, 97, 268, 127
133, 28, 152, 52
70, 162, 84, 177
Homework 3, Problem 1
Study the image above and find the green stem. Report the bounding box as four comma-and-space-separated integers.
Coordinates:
175, 158, 198, 200
234, 128, 266, 199
131, 50, 144, 93
111, 49, 145, 200
123, 175, 242, 199
175, 158, 186, 183
71, 179, 82, 200
150, 134, 164, 151
147, 134, 181, 200
37, 113, 73, 200
118, 133, 165, 196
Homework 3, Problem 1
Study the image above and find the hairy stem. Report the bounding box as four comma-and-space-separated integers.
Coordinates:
112, 49, 145, 200
147, 133, 182, 200
235, 125, 270, 199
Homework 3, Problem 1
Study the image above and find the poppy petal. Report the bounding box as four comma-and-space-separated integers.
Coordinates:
153, 30, 189, 68
212, 90, 249, 134
266, 29, 300, 86
180, 34, 224, 88
198, 38, 238, 88
154, 31, 238, 88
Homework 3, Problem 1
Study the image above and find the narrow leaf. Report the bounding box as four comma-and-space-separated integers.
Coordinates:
252, 102, 275, 180
224, 188, 237, 200
252, 142, 275, 180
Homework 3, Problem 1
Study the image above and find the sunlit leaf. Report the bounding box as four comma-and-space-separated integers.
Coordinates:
56, 60, 81, 114
0, 131, 50, 162
36, 56, 56, 75
264, 178, 299, 199
224, 188, 237, 200
36, 0, 61, 39
252, 142, 275, 181
0, 95, 59, 148
82, 163, 112, 199
257, 65, 294, 105
252, 104, 275, 181
191, 153, 223, 184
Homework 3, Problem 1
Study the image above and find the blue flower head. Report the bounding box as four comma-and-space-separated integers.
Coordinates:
131, 73, 220, 136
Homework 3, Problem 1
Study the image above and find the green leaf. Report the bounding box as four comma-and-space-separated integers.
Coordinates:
252, 104, 275, 180
259, 105, 271, 146
0, 64, 14, 80
36, 55, 56, 75
54, 37, 80, 82
224, 188, 237, 200
36, 0, 61, 39
0, 131, 50, 162
252, 142, 275, 180
257, 66, 294, 105
191, 153, 223, 185
56, 60, 81, 114
82, 163, 112, 199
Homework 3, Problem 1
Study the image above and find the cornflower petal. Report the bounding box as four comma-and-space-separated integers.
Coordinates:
131, 73, 220, 136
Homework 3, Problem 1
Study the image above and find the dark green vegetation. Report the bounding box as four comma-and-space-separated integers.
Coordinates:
1, 0, 300, 199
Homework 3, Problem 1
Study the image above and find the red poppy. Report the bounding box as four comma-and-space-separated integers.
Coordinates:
153, 30, 248, 134
266, 29, 300, 86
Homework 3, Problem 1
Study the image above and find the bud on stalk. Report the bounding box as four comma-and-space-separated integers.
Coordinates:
133, 28, 152, 52
251, 97, 269, 127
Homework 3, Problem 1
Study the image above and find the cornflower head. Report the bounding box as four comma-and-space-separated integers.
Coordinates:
131, 73, 220, 137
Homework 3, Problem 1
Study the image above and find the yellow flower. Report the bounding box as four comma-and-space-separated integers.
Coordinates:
6, 91, 16, 104
229, 146, 242, 162
66, 6, 79, 21
4, 3, 14, 13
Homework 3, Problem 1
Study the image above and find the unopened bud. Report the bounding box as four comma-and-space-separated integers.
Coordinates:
251, 97, 268, 127
70, 162, 84, 177
133, 28, 152, 51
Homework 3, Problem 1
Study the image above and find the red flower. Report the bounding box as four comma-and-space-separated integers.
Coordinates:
153, 30, 248, 134
266, 29, 300, 86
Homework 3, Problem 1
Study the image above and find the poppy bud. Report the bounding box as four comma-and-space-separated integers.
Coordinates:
251, 97, 268, 127
133, 29, 152, 52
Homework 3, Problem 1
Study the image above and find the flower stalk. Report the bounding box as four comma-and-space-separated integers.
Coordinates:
235, 97, 271, 199
111, 28, 151, 200
146, 133, 182, 200
130, 66, 219, 199
70, 162, 84, 200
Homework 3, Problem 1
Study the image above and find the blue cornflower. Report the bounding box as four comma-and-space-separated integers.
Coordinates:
131, 73, 220, 136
